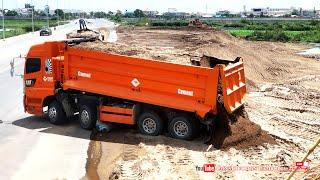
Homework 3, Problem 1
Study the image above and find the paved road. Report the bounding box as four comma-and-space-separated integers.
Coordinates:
0, 19, 115, 180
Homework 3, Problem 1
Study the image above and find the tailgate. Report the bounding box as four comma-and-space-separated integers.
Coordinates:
219, 60, 246, 113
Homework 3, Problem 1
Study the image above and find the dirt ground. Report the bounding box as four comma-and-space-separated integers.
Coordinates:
79, 27, 320, 179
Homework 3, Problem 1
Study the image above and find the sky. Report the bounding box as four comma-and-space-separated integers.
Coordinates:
5, 0, 320, 13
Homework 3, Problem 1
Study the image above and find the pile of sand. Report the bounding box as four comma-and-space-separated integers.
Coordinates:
66, 30, 100, 39
74, 41, 143, 56
212, 114, 276, 149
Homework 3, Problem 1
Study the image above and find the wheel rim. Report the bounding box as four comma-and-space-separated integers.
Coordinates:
173, 121, 189, 137
48, 107, 57, 119
142, 118, 157, 134
81, 110, 90, 125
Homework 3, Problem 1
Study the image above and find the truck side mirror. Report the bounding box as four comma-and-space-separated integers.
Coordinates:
10, 56, 24, 78
10, 59, 14, 77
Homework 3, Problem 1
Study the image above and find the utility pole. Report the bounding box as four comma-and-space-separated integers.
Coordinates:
2, 0, 5, 40
57, 0, 59, 26
31, 0, 34, 33
45, 4, 49, 28
206, 3, 208, 14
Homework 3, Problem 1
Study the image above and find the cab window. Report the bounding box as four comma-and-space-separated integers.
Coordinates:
26, 58, 41, 74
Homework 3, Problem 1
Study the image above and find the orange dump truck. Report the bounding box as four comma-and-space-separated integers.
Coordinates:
23, 41, 246, 140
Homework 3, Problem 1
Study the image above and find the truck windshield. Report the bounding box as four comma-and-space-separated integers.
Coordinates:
26, 58, 41, 74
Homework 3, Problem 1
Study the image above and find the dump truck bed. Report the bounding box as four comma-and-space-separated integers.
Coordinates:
61, 46, 246, 118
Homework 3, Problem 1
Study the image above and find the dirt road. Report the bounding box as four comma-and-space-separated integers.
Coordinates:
80, 27, 320, 179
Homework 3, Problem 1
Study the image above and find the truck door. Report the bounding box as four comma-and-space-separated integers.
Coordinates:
24, 57, 43, 115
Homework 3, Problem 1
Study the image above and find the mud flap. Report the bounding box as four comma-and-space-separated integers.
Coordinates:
204, 125, 214, 144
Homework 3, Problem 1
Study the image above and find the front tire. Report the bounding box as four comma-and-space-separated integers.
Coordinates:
137, 111, 163, 136
79, 104, 97, 130
48, 100, 67, 125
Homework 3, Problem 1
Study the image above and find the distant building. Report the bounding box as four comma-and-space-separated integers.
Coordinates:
201, 13, 213, 18
14, 3, 34, 17
316, 10, 320, 17
249, 7, 293, 17
250, 8, 267, 16
266, 8, 293, 17
164, 9, 190, 18
301, 9, 316, 17
143, 10, 159, 17
215, 10, 230, 17
168, 8, 177, 13
24, 3, 34, 9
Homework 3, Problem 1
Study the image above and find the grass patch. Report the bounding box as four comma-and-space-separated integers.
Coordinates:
225, 29, 254, 37
226, 29, 305, 41
0, 19, 65, 39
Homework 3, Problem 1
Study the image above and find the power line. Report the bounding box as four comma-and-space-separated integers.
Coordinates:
31, 0, 34, 33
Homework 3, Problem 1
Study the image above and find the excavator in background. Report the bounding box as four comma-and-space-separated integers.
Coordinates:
188, 19, 208, 28
67, 19, 105, 41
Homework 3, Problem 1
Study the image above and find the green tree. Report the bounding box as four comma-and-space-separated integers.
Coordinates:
292, 9, 299, 16
93, 11, 107, 18
38, 10, 47, 17
107, 11, 113, 18
112, 10, 123, 22
54, 9, 64, 17
5, 10, 18, 16
134, 9, 145, 18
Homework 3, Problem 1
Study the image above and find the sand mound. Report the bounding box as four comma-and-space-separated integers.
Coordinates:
74, 41, 143, 56
212, 115, 276, 149
207, 97, 276, 149
66, 30, 100, 39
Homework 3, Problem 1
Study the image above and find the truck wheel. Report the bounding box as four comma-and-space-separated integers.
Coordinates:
137, 111, 163, 136
79, 104, 97, 130
48, 100, 67, 125
169, 115, 195, 140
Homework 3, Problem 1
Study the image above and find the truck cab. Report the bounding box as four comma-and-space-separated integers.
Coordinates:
24, 42, 65, 116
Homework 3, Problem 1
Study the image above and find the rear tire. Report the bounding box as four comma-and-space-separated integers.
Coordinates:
48, 100, 67, 125
137, 111, 163, 136
169, 115, 196, 140
79, 104, 97, 130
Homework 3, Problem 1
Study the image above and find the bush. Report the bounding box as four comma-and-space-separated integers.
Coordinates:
223, 23, 245, 28
150, 21, 188, 27
247, 30, 290, 42
240, 19, 250, 24
151, 21, 166, 26
299, 31, 320, 43
22, 25, 42, 32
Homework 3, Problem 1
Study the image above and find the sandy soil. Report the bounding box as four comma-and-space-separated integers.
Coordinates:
78, 27, 320, 179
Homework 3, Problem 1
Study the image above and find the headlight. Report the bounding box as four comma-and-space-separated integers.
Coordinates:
25, 79, 36, 87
